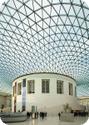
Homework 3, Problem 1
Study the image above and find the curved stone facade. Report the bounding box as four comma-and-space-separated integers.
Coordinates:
12, 73, 79, 115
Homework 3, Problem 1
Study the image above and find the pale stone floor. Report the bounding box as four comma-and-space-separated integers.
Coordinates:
7, 116, 88, 125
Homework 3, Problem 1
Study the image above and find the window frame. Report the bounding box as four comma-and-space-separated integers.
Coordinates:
69, 83, 73, 96
57, 80, 64, 94
27, 80, 35, 94
42, 79, 50, 93
18, 82, 21, 95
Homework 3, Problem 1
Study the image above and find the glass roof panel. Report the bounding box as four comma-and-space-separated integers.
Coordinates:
0, 0, 89, 96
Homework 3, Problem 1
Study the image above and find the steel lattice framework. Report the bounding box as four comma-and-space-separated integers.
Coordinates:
0, 0, 89, 95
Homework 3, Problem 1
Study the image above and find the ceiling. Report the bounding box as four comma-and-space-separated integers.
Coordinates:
0, 0, 89, 96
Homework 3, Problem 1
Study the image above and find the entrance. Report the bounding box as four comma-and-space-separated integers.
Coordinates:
31, 106, 38, 118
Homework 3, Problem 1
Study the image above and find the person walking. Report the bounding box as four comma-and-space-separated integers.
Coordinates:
58, 112, 61, 120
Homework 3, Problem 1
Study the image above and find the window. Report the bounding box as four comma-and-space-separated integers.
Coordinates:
69, 83, 73, 96
23, 79, 26, 87
75, 86, 76, 96
18, 82, 21, 95
27, 80, 35, 93
42, 79, 50, 93
13, 85, 16, 96
57, 80, 64, 94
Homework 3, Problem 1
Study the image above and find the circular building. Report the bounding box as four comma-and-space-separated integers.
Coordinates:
12, 72, 79, 114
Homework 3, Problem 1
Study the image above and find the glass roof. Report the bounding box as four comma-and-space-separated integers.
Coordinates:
0, 0, 89, 96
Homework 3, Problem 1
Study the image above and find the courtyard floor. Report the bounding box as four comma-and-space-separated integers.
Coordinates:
7, 116, 88, 125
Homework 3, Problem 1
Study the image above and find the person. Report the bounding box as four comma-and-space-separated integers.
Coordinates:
1, 110, 3, 112
27, 112, 30, 118
58, 112, 61, 120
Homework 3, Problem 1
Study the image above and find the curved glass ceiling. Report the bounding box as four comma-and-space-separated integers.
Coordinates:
0, 0, 89, 95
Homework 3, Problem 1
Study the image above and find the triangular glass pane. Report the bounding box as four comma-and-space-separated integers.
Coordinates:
77, 29, 82, 35
35, 13, 41, 22
54, 4, 61, 13
31, 28, 36, 35
35, 0, 42, 6
33, 1, 40, 10
43, 0, 50, 6
60, 6, 66, 15
69, 27, 75, 34
38, 20, 43, 29
73, 19, 79, 27
50, 19, 56, 27
57, 18, 63, 25
61, 34, 65, 40
8, 7, 16, 16
51, 7, 57, 16
44, 18, 50, 28
63, 26, 68, 33
28, 17, 34, 26
14, 12, 21, 21
66, 17, 71, 24
69, 16, 75, 24
26, 0, 33, 10
43, 10, 49, 19
31, 23, 36, 31
81, 21, 86, 29
73, 0, 81, 5
3, 14, 11, 22
83, 31, 88, 38
78, 8, 84, 18
37, 24, 42, 32
60, 16, 67, 24
52, 16, 58, 24
52, 0, 60, 4
64, 4, 71, 14
69, 6, 76, 16
74, 6, 81, 15
19, 6, 27, 16
25, 6, 33, 16
3, 6, 11, 16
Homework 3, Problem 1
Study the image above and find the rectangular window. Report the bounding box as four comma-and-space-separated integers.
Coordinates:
13, 84, 16, 96
42, 79, 50, 93
57, 80, 64, 94
23, 79, 26, 87
18, 82, 21, 95
27, 80, 35, 93
69, 83, 73, 96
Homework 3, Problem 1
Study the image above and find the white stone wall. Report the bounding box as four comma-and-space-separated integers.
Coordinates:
12, 73, 79, 114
